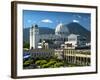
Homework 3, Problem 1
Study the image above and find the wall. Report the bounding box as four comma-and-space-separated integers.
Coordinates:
0, 0, 99, 80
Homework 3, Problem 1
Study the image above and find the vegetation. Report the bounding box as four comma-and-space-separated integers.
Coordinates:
35, 60, 47, 65
23, 54, 88, 69
23, 60, 30, 67
23, 42, 30, 49
23, 57, 66, 69
41, 64, 50, 68
54, 62, 64, 67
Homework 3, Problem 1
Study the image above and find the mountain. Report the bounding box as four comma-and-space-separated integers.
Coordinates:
23, 28, 29, 43
64, 22, 90, 42
39, 27, 55, 34
23, 22, 90, 43
23, 27, 55, 43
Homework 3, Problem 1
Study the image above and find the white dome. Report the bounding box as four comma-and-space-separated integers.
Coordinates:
55, 23, 69, 35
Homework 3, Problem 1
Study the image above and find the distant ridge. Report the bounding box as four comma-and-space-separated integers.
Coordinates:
23, 27, 55, 43
39, 27, 55, 34
23, 22, 90, 43
65, 22, 90, 42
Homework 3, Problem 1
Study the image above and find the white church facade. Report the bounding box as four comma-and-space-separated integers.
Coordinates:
29, 23, 88, 49
30, 23, 69, 49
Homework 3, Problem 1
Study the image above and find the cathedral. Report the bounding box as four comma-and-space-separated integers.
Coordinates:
29, 23, 69, 49
29, 23, 88, 49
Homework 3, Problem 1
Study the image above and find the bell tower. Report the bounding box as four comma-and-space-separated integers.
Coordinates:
30, 24, 39, 49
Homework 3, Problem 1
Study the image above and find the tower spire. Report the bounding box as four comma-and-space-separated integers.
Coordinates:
30, 24, 39, 49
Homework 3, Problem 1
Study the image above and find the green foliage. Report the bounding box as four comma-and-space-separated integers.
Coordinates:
35, 60, 47, 65
49, 65, 54, 68
23, 60, 30, 67
50, 59, 56, 61
43, 39, 54, 44
24, 55, 80, 68
35, 60, 42, 65
33, 58, 65, 68
23, 42, 29, 49
47, 61, 56, 65
54, 62, 64, 67
40, 60, 47, 65
41, 64, 50, 68
30, 59, 33, 64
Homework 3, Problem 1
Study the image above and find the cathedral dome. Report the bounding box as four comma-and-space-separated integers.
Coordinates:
55, 23, 69, 35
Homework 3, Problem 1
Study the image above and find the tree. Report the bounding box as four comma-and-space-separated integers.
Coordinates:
54, 62, 64, 67
35, 60, 42, 65
23, 42, 30, 49
23, 60, 30, 67
41, 64, 50, 68
47, 61, 56, 65
35, 60, 47, 66
40, 60, 47, 65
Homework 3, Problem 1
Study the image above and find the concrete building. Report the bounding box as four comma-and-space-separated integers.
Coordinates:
30, 23, 69, 49
65, 34, 87, 49
29, 49, 54, 59
63, 49, 90, 66
30, 25, 39, 49
30, 24, 88, 49
55, 49, 91, 66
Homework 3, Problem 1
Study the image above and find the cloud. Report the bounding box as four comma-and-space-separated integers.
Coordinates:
77, 15, 82, 18
73, 19, 79, 23
41, 19, 53, 23
27, 20, 31, 23
73, 14, 82, 19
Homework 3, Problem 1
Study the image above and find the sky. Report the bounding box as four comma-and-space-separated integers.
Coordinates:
23, 10, 91, 31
